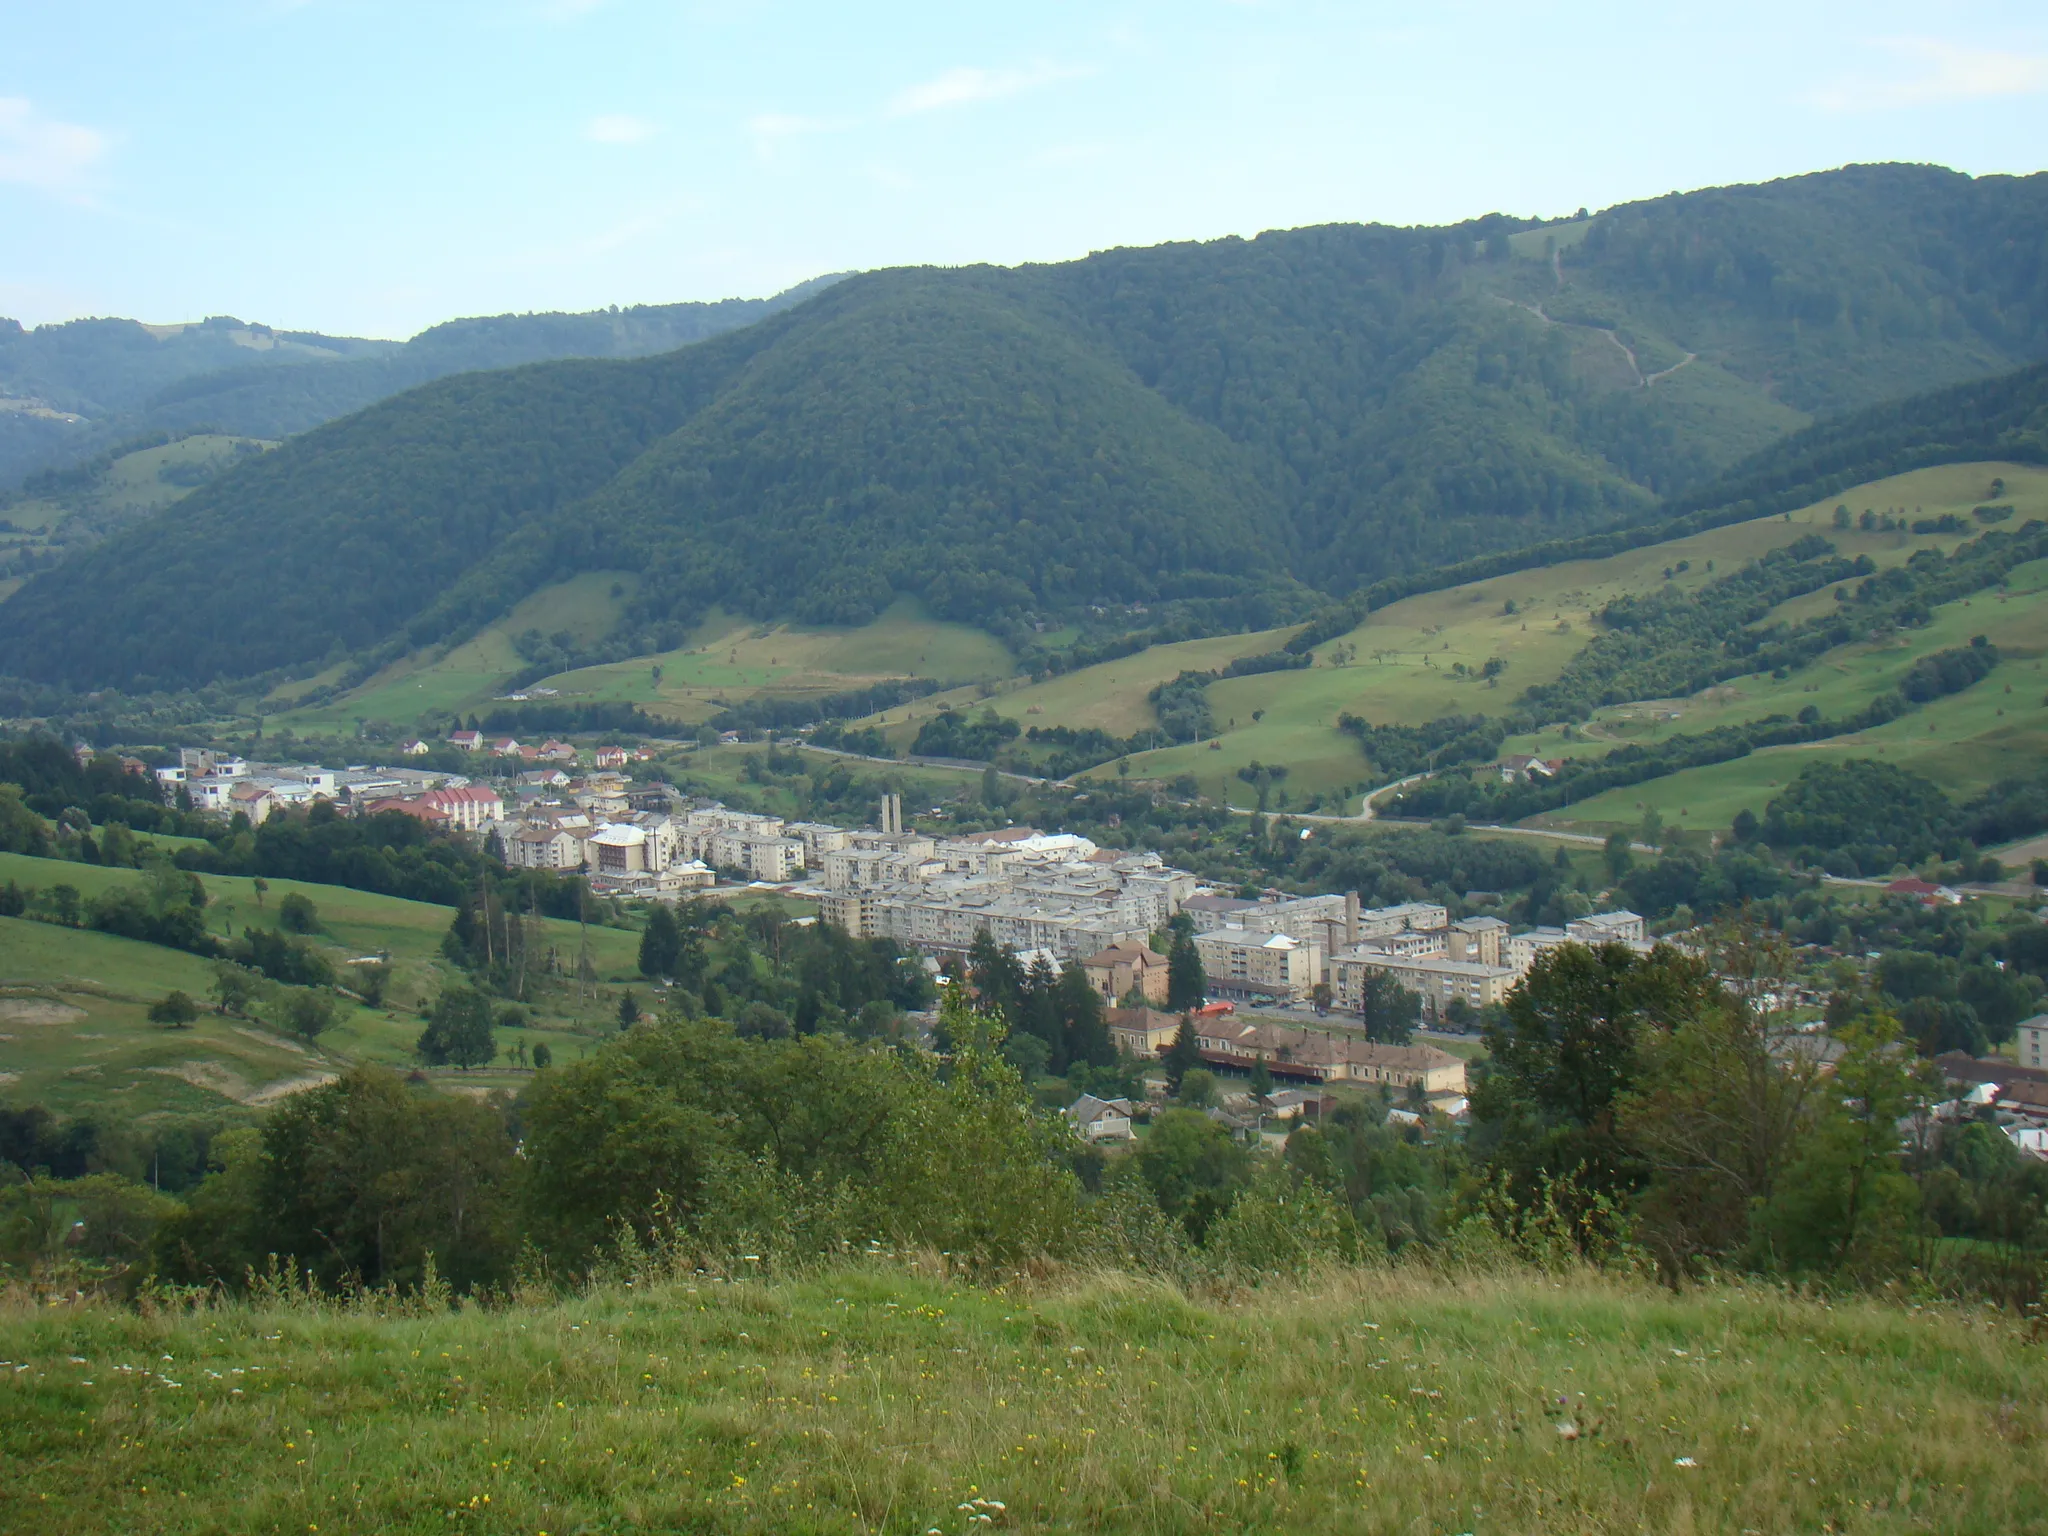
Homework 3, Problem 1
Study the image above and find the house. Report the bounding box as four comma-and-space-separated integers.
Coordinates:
539, 740, 578, 762
594, 746, 629, 769
399, 739, 431, 756
447, 730, 484, 752
1261, 1088, 1331, 1122
1884, 878, 1962, 906
1106, 1006, 1188, 1057
1497, 754, 1563, 783
1996, 1077, 2048, 1121
1065, 1094, 1136, 1142
489, 738, 522, 758
1082, 942, 1170, 1004
2007, 1126, 2048, 1161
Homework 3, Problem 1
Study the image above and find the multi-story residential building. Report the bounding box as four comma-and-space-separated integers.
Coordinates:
1191, 929, 1323, 1004
1082, 943, 1170, 1004
1330, 949, 1516, 1018
786, 821, 853, 861
1569, 911, 1647, 945
2016, 1013, 2047, 1072
506, 825, 588, 871
413, 785, 504, 833
590, 824, 649, 877
1446, 916, 1510, 967
1507, 911, 1653, 973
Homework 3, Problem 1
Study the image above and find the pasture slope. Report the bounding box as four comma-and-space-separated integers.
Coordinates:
1073, 462, 2047, 818
2, 1263, 2041, 1535
0, 850, 643, 1120
272, 594, 1013, 734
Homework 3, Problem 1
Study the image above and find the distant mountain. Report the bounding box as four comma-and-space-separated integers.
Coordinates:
4, 163, 2047, 694
0, 276, 843, 486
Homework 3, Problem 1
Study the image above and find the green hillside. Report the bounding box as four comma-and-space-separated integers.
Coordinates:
0, 851, 644, 1118
0, 433, 274, 592
7, 164, 2048, 695
1037, 462, 2035, 807
0, 280, 839, 490
6, 1264, 2040, 1536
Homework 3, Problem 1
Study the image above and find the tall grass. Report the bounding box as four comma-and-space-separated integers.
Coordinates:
3, 1256, 2040, 1534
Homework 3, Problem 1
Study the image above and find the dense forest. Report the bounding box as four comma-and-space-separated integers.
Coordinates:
0, 279, 841, 489
6, 164, 2048, 694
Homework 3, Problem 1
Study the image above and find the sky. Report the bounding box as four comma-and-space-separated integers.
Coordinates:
4, 0, 2047, 339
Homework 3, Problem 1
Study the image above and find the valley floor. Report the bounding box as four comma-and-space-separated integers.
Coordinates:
2, 1263, 2040, 1534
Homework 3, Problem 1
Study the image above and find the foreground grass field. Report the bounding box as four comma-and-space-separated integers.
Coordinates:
2, 1263, 2039, 1535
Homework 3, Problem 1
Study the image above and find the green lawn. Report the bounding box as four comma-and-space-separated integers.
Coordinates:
2, 1263, 2038, 1534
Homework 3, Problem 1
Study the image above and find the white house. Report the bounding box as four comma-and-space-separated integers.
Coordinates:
1065, 1095, 1136, 1142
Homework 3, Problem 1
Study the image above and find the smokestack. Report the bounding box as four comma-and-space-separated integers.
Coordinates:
1345, 891, 1359, 947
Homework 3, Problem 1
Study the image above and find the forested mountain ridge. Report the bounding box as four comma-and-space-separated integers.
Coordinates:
4, 162, 2047, 694
0, 277, 841, 489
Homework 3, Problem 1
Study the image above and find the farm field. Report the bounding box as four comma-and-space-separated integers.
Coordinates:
4, 1263, 2041, 1535
0, 852, 647, 1117
1101, 462, 2045, 809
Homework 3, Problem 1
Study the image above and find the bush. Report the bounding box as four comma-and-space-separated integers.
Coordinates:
147, 990, 200, 1028
278, 892, 319, 933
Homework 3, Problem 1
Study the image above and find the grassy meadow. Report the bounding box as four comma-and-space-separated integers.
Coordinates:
857, 625, 1305, 746
0, 851, 647, 1118
2, 1262, 2040, 1535
273, 594, 1015, 733
268, 572, 643, 730
537, 598, 1015, 726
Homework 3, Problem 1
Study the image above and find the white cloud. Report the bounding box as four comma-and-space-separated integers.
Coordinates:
585, 113, 657, 144
746, 112, 849, 161
885, 62, 1090, 118
1812, 38, 2048, 112
0, 98, 108, 195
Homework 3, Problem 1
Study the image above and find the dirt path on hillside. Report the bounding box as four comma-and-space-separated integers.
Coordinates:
1504, 298, 1694, 389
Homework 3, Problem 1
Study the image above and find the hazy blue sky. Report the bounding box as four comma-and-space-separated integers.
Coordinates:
5, 0, 2046, 338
